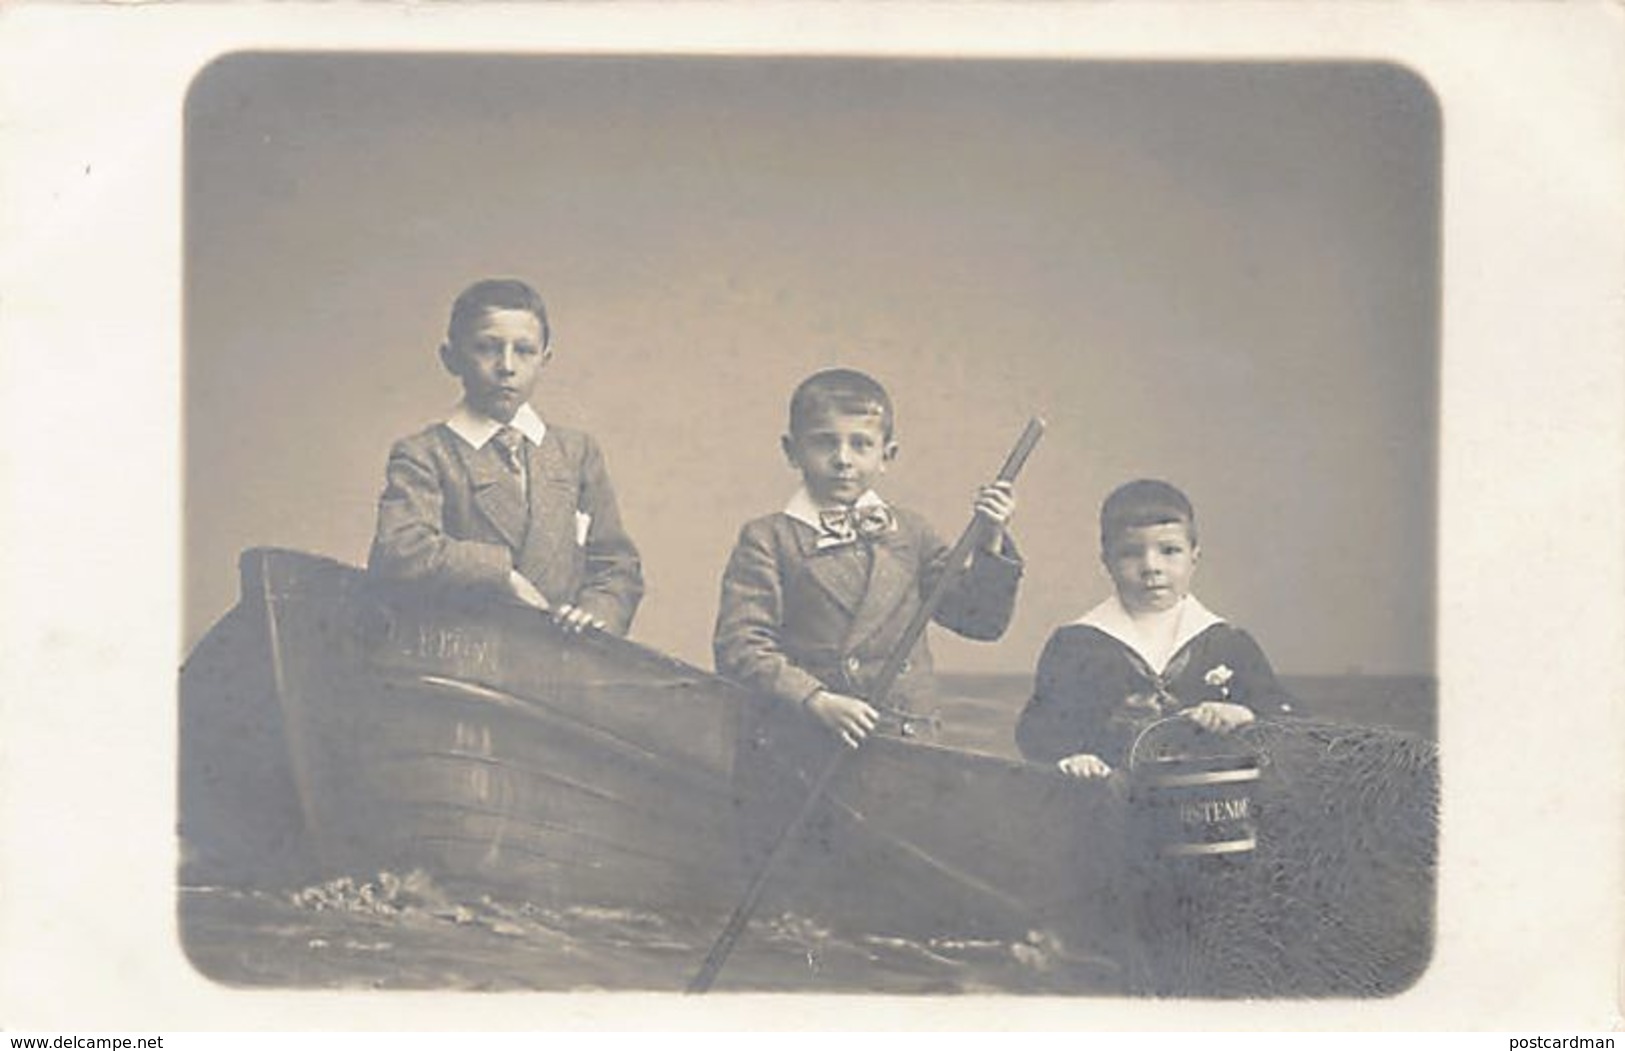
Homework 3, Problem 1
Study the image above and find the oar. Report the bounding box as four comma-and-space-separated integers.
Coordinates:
686, 417, 1047, 993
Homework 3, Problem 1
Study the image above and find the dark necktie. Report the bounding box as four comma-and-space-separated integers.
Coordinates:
492, 425, 527, 476
483, 425, 531, 549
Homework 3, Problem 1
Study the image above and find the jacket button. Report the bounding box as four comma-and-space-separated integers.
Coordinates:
900, 659, 911, 674
845, 656, 861, 673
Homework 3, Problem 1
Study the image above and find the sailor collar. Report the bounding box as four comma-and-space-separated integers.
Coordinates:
1073, 594, 1225, 674
446, 401, 548, 450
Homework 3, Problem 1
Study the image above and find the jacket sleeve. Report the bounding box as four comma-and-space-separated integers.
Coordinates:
713, 522, 828, 706
570, 435, 644, 637
367, 436, 512, 589
920, 521, 1024, 642
1016, 629, 1111, 765
1226, 628, 1297, 718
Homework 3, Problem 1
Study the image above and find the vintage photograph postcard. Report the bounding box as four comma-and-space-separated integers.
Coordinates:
2, 0, 1622, 1033
177, 52, 1438, 1000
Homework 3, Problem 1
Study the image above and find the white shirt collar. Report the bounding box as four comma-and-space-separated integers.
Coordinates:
782, 486, 888, 530
445, 401, 547, 450
1073, 593, 1225, 673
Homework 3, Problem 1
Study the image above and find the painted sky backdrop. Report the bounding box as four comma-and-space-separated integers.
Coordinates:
184, 55, 1437, 677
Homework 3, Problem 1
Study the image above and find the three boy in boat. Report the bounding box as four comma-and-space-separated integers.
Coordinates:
366, 278, 1288, 767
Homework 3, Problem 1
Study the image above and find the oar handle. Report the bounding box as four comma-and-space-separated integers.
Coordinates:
995, 416, 1048, 484
686, 418, 1046, 994
865, 417, 1045, 706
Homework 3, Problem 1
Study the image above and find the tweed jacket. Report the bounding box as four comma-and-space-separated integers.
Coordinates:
367, 418, 643, 636
714, 504, 1022, 721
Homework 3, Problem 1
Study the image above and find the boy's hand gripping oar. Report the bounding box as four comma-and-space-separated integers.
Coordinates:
686, 417, 1046, 994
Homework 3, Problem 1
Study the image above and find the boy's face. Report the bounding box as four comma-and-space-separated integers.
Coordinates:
440, 307, 549, 423
782, 410, 897, 506
1103, 522, 1200, 614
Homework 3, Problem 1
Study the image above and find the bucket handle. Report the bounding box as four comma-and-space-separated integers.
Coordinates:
1127, 714, 1268, 775
1125, 716, 1194, 773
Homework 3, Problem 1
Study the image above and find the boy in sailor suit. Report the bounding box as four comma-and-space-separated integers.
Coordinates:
1016, 479, 1293, 776
715, 369, 1023, 869
368, 278, 643, 636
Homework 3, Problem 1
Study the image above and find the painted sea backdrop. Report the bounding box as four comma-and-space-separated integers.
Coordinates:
178, 671, 1435, 995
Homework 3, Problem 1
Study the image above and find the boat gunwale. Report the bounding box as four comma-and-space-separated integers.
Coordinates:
243, 545, 1086, 787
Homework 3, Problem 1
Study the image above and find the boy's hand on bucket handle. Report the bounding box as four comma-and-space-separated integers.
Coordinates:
972, 481, 1017, 553
804, 690, 879, 749
1057, 753, 1113, 780
1184, 701, 1255, 734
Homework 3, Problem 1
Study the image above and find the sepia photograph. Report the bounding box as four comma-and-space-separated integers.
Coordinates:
2, 1, 1622, 1035
178, 54, 1438, 997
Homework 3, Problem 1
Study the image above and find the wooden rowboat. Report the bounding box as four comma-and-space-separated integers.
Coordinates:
180, 550, 1117, 953
179, 548, 1436, 995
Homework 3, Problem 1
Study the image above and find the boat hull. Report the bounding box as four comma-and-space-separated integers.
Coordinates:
180, 548, 1437, 996
182, 549, 1114, 944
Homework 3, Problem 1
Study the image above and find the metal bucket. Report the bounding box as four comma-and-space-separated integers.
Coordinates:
1128, 717, 1260, 860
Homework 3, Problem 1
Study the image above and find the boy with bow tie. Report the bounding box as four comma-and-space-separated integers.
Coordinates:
367, 278, 643, 635
714, 368, 1023, 752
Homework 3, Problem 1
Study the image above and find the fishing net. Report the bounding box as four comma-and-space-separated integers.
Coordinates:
1120, 717, 1438, 998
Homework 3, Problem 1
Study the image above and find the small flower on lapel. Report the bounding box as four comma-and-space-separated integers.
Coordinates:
1204, 663, 1234, 699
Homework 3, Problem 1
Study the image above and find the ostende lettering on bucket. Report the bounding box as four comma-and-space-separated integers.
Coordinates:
1179, 797, 1250, 827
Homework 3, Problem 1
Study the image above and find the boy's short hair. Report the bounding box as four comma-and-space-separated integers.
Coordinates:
788, 368, 895, 439
447, 278, 552, 347
1100, 479, 1198, 548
